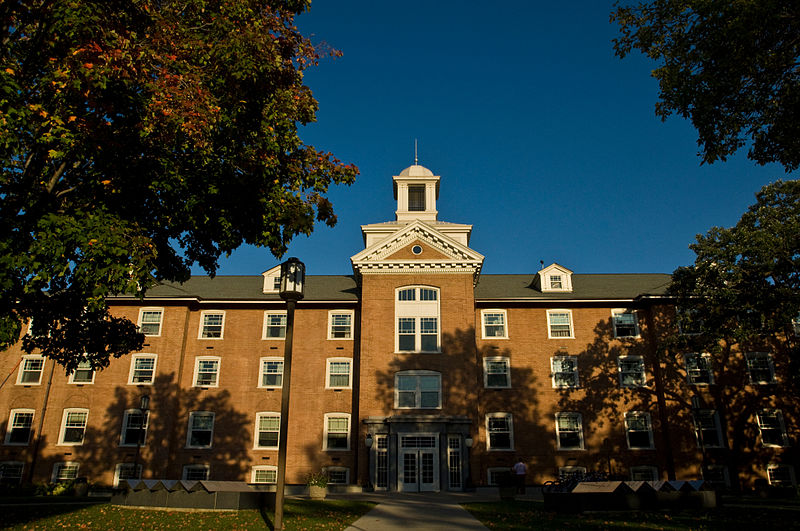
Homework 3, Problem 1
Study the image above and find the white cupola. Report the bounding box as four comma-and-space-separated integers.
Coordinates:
393, 164, 440, 222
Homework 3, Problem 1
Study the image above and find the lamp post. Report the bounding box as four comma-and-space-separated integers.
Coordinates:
274, 258, 305, 531
464, 435, 473, 491
133, 394, 150, 481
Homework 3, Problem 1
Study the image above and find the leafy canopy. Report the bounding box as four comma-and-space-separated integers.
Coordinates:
0, 0, 358, 371
612, 1, 800, 171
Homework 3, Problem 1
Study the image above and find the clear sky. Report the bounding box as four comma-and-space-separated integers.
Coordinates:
192, 0, 787, 278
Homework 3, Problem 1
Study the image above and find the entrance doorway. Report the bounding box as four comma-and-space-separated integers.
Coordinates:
398, 434, 439, 492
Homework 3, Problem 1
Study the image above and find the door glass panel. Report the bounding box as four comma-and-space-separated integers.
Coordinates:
403, 453, 417, 484
421, 453, 434, 484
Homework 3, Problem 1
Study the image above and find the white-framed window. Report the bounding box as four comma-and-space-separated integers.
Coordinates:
677, 306, 702, 335
618, 356, 646, 387
483, 357, 510, 388
254, 412, 280, 449
488, 467, 511, 486
52, 462, 79, 482
395, 286, 440, 353
612, 309, 639, 338
323, 413, 350, 451
625, 412, 654, 449
547, 310, 574, 339
186, 411, 214, 449
395, 370, 441, 409
685, 353, 714, 385
193, 356, 220, 387
262, 311, 287, 339
258, 357, 283, 388
768, 464, 796, 487
326, 358, 352, 389
555, 412, 583, 450
481, 310, 508, 339
182, 464, 209, 481
558, 466, 587, 480
325, 466, 350, 485
68, 359, 95, 384
138, 308, 164, 337
703, 464, 730, 488
16, 355, 44, 385
486, 413, 514, 451
0, 461, 24, 485
757, 409, 789, 447
693, 409, 725, 448
5, 409, 34, 445
746, 352, 776, 384
328, 311, 354, 339
198, 311, 225, 339
630, 466, 658, 481
113, 463, 142, 487
128, 354, 157, 385
551, 356, 579, 388
58, 408, 88, 446
251, 465, 277, 484
120, 409, 149, 447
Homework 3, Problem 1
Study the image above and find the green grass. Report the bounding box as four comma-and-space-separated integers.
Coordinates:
462, 499, 800, 530
2, 499, 376, 530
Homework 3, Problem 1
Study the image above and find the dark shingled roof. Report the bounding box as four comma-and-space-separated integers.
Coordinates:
474, 274, 672, 300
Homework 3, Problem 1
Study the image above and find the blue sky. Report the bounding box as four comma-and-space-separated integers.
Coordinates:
194, 1, 786, 278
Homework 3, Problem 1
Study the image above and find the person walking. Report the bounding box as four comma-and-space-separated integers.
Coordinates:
512, 458, 527, 494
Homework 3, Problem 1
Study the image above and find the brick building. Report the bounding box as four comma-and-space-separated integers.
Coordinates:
1, 164, 797, 491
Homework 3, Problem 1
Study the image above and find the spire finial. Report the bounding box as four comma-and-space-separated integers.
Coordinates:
414, 139, 418, 165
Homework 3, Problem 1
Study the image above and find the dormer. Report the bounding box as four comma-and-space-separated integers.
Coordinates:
537, 263, 573, 293
262, 265, 282, 294
393, 165, 440, 222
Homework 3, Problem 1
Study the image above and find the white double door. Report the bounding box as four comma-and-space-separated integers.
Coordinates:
398, 434, 439, 492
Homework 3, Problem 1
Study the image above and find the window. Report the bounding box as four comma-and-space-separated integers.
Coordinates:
52, 462, 79, 482
328, 311, 353, 339
251, 465, 277, 484
677, 306, 702, 335
486, 413, 514, 450
396, 286, 440, 352
263, 311, 287, 339
703, 465, 730, 488
182, 464, 209, 481
539, 265, 573, 292
325, 467, 349, 484
326, 358, 352, 389
395, 371, 441, 409
555, 412, 583, 450
16, 355, 44, 385
693, 409, 724, 448
58, 408, 88, 445
625, 412, 654, 449
547, 310, 574, 339
324, 413, 350, 451
114, 463, 142, 487
0, 462, 24, 486
193, 356, 220, 387
259, 357, 283, 388
186, 412, 214, 448
558, 466, 587, 480
408, 185, 426, 211
254, 412, 280, 449
199, 311, 225, 339
68, 359, 94, 384
488, 467, 512, 486
630, 466, 658, 481
685, 353, 714, 385
618, 356, 646, 387
128, 354, 157, 385
481, 310, 508, 339
768, 465, 796, 487
550, 275, 563, 290
757, 410, 789, 447
5, 409, 34, 445
483, 357, 511, 388
138, 308, 163, 336
551, 356, 578, 388
120, 410, 149, 447
612, 309, 639, 338
746, 352, 776, 384
794, 314, 800, 337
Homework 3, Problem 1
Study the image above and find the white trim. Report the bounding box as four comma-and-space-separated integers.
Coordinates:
745, 352, 777, 384
58, 408, 89, 446
198, 310, 225, 340
323, 413, 351, 451
182, 464, 210, 481
395, 286, 441, 353
254, 412, 280, 450
250, 465, 278, 484
538, 263, 573, 293
482, 356, 511, 388
551, 355, 579, 388
486, 412, 514, 451
327, 310, 354, 340
16, 355, 44, 386
262, 310, 287, 340
0, 461, 24, 484
555, 412, 584, 450
52, 461, 80, 482
323, 466, 350, 484
113, 463, 142, 487
624, 411, 655, 449
119, 409, 149, 447
258, 357, 283, 389
127, 354, 157, 385
611, 308, 639, 338
546, 309, 574, 339
487, 467, 511, 486
4, 408, 34, 446
694, 409, 725, 449
192, 356, 221, 388
262, 265, 282, 294
767, 464, 796, 487
618, 355, 646, 387
480, 309, 508, 339
186, 411, 215, 449
757, 409, 789, 448
326, 358, 353, 389
67, 359, 95, 385
137, 307, 164, 337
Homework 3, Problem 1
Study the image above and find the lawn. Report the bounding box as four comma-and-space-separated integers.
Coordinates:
463, 499, 800, 530
2, 499, 376, 530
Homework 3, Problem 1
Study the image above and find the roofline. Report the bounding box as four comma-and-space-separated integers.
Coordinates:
107, 297, 358, 305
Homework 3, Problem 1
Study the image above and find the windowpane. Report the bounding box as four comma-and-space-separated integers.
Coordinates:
71, 360, 94, 383
488, 415, 512, 450
408, 185, 426, 211
758, 410, 787, 447
188, 413, 214, 448
201, 313, 224, 338
121, 411, 148, 446
139, 310, 162, 336
549, 312, 572, 338
398, 288, 416, 301
619, 357, 645, 387
686, 353, 713, 385
746, 353, 775, 384
62, 411, 88, 444
483, 312, 506, 337
398, 318, 416, 351
550, 275, 562, 289
183, 466, 209, 481
552, 356, 578, 388
19, 358, 44, 384
328, 360, 351, 388
264, 313, 287, 338
131, 357, 155, 383
54, 463, 79, 482
254, 467, 277, 483
556, 413, 582, 450
419, 288, 437, 301
395, 372, 440, 409
7, 411, 33, 444
626, 413, 653, 449
261, 360, 283, 387
330, 313, 352, 339
257, 415, 279, 448
485, 358, 510, 388
613, 310, 638, 337
326, 416, 349, 449
195, 359, 219, 386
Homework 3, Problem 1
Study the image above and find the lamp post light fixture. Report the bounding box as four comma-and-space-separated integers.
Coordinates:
133, 394, 150, 482
274, 257, 305, 531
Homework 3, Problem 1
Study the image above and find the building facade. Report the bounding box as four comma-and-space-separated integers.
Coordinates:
1, 164, 797, 491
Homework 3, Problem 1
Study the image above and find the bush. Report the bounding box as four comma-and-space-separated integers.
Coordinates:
306, 472, 328, 488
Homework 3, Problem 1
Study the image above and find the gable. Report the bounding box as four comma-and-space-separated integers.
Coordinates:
384, 239, 450, 261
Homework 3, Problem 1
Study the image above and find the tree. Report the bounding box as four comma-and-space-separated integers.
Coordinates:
612, 1, 800, 172
0, 0, 358, 371
667, 180, 800, 362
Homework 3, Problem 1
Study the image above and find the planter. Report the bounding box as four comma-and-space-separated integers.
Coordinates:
309, 485, 326, 500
